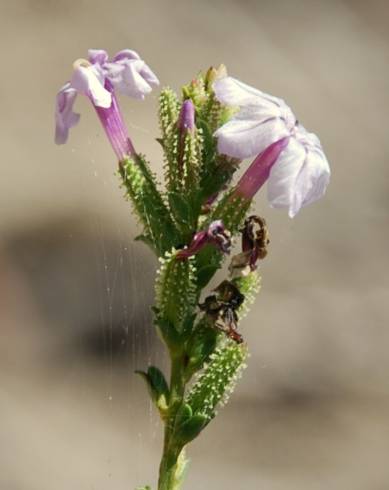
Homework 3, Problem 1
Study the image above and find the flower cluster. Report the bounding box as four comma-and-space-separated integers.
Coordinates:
55, 50, 330, 219
54, 48, 332, 490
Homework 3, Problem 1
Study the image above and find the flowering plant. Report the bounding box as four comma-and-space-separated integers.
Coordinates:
55, 49, 330, 490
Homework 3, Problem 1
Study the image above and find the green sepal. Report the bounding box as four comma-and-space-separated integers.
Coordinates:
119, 156, 179, 256
159, 87, 180, 140
185, 320, 219, 376
155, 250, 197, 334
186, 342, 248, 421
209, 191, 251, 234
181, 313, 197, 339
135, 486, 151, 490
182, 74, 207, 110
199, 154, 240, 205
232, 271, 261, 319
136, 366, 169, 415
196, 118, 215, 164
168, 192, 193, 227
195, 245, 223, 289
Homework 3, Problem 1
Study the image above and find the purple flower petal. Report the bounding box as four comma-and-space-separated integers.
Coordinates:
214, 76, 287, 111
88, 49, 109, 65
138, 62, 159, 87
54, 83, 80, 144
214, 77, 296, 159
215, 113, 290, 160
113, 49, 141, 62
106, 59, 156, 99
267, 128, 330, 217
71, 63, 111, 108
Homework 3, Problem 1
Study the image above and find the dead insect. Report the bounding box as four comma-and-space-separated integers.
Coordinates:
199, 280, 245, 344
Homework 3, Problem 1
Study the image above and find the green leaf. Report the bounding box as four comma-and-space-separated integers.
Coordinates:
153, 311, 183, 349
175, 403, 193, 428
134, 233, 157, 253
136, 366, 169, 406
175, 413, 208, 445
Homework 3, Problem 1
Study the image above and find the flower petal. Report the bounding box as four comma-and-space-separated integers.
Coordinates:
291, 128, 330, 216
54, 83, 80, 144
214, 76, 286, 111
106, 59, 154, 99
113, 49, 141, 62
88, 49, 109, 65
71, 64, 111, 108
215, 112, 290, 159
139, 62, 159, 87
267, 133, 330, 217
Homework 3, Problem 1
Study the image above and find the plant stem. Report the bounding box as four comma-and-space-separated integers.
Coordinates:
158, 355, 186, 490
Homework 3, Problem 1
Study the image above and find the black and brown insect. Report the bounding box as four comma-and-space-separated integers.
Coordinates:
199, 280, 245, 344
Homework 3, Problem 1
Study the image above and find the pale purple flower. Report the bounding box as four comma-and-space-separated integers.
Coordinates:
213, 77, 330, 217
54, 49, 159, 160
176, 220, 231, 259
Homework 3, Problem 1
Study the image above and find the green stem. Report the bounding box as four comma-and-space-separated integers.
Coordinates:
158, 355, 186, 490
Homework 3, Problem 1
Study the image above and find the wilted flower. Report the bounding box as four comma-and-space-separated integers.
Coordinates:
229, 215, 269, 277
213, 77, 330, 217
177, 220, 231, 259
55, 49, 159, 160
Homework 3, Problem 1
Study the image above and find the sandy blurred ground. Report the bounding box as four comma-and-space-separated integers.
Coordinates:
1, 0, 389, 488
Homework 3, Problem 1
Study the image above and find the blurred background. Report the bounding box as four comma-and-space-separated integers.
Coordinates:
1, 0, 388, 488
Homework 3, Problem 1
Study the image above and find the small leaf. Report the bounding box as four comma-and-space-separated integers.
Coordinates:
175, 403, 193, 428
134, 234, 157, 253
148, 367, 169, 398
175, 414, 208, 445
153, 312, 182, 349
136, 366, 169, 404
185, 320, 219, 376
